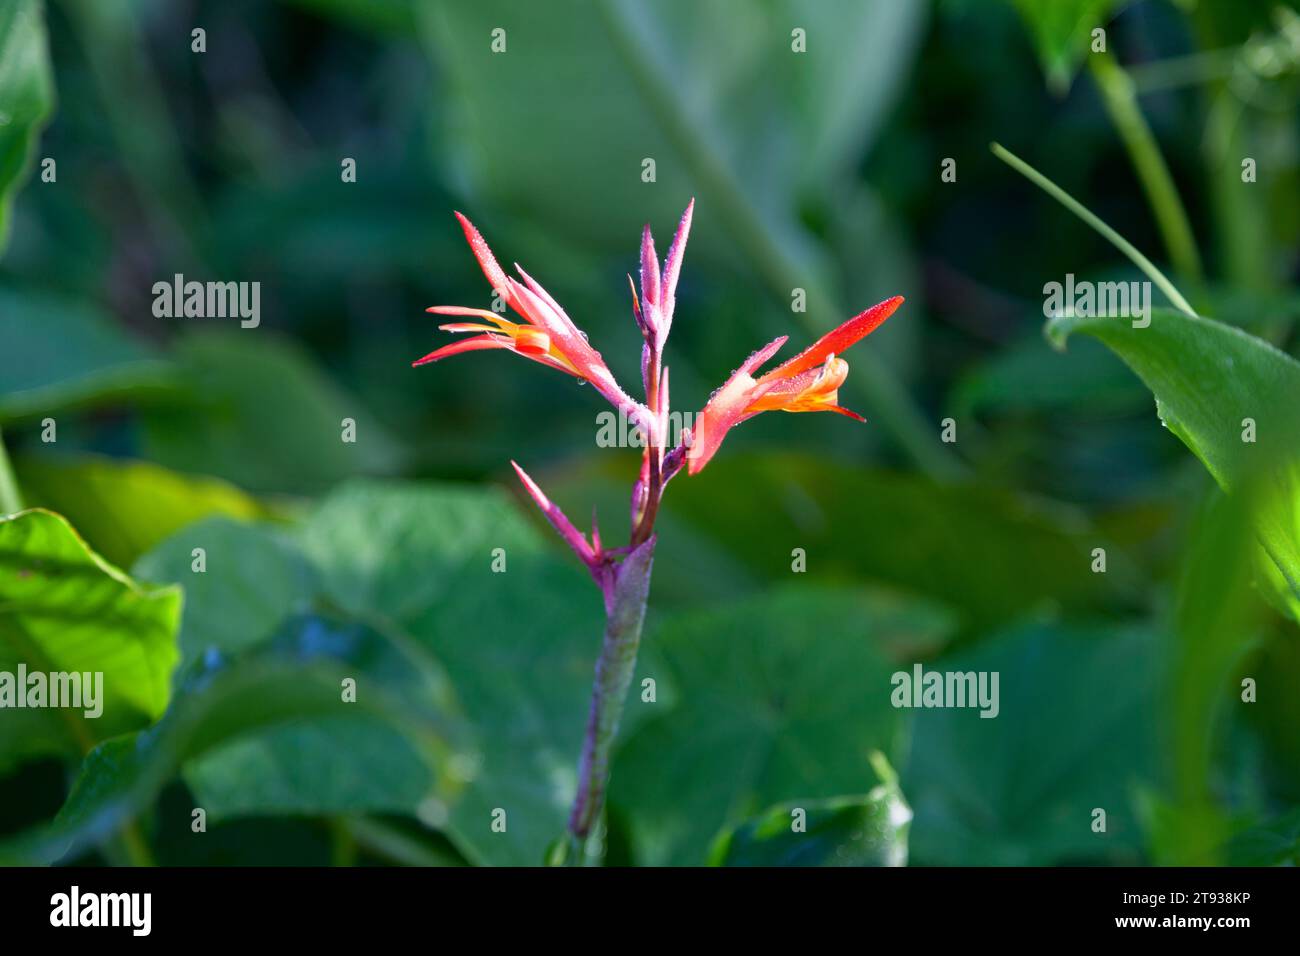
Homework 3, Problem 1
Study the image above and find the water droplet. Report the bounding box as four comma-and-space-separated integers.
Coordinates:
576, 378, 587, 386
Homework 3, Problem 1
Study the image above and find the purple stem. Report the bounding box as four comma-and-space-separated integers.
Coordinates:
566, 534, 656, 860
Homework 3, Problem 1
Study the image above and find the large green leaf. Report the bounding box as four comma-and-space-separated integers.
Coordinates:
0, 288, 179, 423
298, 480, 636, 866
0, 509, 180, 772
0, 0, 54, 253
179, 615, 464, 822
903, 621, 1159, 865
96, 482, 622, 866
127, 513, 465, 826
141, 332, 404, 494
133, 517, 315, 671
1048, 307, 1300, 618
1, 647, 464, 864
611, 586, 944, 866
16, 454, 272, 569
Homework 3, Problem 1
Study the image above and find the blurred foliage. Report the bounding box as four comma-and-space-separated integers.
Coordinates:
0, 0, 54, 251
0, 0, 1297, 867
708, 759, 911, 866
1012, 0, 1124, 93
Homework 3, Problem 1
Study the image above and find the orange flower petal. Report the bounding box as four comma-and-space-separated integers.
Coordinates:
759, 296, 902, 383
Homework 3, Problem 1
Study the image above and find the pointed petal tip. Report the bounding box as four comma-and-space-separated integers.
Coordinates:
510, 459, 547, 501
828, 405, 867, 422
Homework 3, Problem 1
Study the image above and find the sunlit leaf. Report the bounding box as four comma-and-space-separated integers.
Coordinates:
0, 508, 180, 773
1048, 307, 1300, 620
16, 455, 272, 569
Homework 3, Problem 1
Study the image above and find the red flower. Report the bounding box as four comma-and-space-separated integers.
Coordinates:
415, 213, 644, 422
685, 296, 904, 474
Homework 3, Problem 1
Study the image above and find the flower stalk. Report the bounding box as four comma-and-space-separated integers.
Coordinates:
414, 201, 902, 863
566, 534, 655, 860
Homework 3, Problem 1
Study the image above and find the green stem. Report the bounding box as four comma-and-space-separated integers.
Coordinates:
595, 0, 963, 481
1125, 48, 1238, 93
1089, 53, 1204, 288
566, 537, 655, 863
991, 143, 1199, 318
0, 427, 23, 515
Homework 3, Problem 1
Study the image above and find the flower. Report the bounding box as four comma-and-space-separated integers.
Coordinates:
415, 212, 644, 422
684, 295, 904, 474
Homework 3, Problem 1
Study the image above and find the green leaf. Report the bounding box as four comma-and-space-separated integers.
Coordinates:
0, 0, 54, 254
87, 481, 618, 866
126, 512, 467, 827
179, 615, 464, 822
708, 768, 911, 867
16, 454, 272, 569
1010, 0, 1121, 93
1, 648, 464, 864
133, 517, 315, 671
904, 621, 1159, 865
1047, 307, 1300, 619
141, 332, 404, 494
299, 480, 629, 866
0, 509, 180, 772
611, 586, 942, 866
0, 288, 179, 423
1047, 308, 1300, 486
